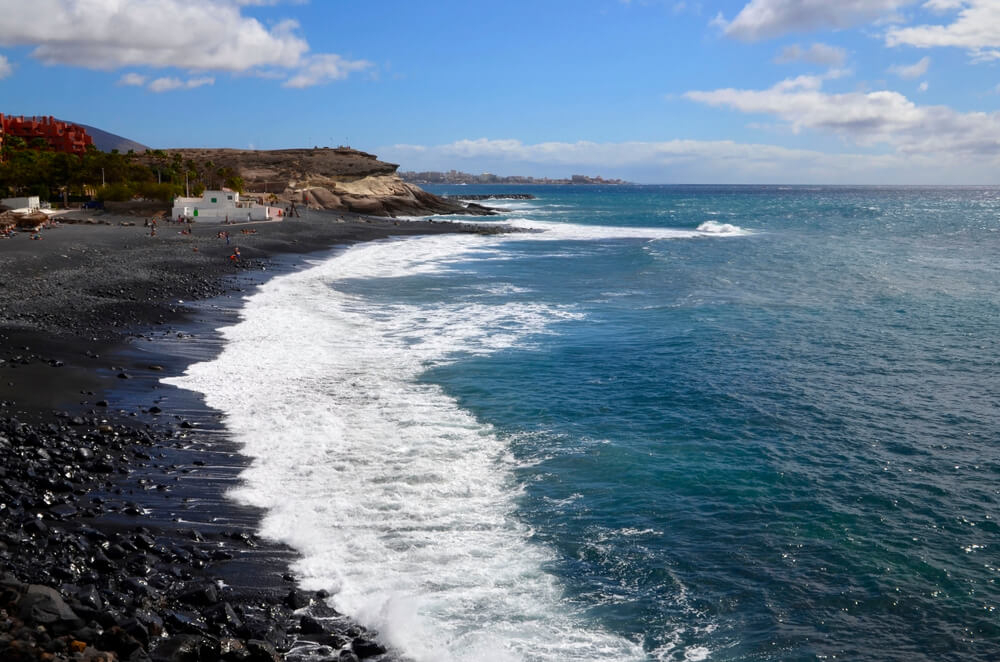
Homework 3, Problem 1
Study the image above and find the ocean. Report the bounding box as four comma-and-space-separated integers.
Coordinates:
166, 185, 1000, 661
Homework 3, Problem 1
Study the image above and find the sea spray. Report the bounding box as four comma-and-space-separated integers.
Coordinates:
166, 233, 648, 661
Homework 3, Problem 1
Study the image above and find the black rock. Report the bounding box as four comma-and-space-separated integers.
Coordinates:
23, 519, 49, 536
49, 503, 78, 519
164, 609, 209, 636
77, 584, 104, 611
18, 584, 84, 634
98, 625, 146, 659
284, 588, 311, 610
245, 639, 282, 662
123, 576, 157, 599
299, 614, 326, 635
203, 601, 243, 632
178, 582, 219, 606
121, 618, 151, 647
151, 633, 220, 662
351, 637, 387, 659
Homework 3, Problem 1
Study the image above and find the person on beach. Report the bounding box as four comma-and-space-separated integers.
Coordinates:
230, 247, 240, 261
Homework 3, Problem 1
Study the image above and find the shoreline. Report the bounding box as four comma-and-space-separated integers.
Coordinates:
0, 209, 510, 661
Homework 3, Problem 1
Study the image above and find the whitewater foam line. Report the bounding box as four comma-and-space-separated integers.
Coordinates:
165, 234, 647, 662
496, 218, 750, 241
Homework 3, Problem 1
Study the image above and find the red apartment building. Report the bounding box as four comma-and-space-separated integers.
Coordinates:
0, 114, 94, 155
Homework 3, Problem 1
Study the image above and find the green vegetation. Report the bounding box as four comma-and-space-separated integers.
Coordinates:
0, 143, 222, 204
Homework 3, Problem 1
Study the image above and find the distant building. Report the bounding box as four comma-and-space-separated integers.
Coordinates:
172, 190, 278, 221
0, 196, 40, 211
0, 115, 94, 155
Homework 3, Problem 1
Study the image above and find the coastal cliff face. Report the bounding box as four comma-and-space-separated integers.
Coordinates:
148, 148, 492, 217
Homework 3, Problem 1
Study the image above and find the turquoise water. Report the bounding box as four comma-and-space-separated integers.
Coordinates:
415, 185, 1000, 660
173, 185, 1000, 661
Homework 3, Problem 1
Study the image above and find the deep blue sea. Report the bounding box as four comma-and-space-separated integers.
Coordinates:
170, 185, 1000, 661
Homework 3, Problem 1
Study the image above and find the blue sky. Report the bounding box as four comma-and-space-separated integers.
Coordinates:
2, 0, 1000, 183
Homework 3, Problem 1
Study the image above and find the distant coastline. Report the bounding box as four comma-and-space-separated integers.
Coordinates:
400, 170, 631, 186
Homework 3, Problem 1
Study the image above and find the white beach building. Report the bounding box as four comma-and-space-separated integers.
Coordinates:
171, 190, 278, 221
1, 196, 41, 211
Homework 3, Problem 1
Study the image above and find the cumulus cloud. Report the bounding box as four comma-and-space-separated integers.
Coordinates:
148, 76, 215, 92
684, 75, 1000, 158
889, 56, 931, 78
117, 73, 147, 86
775, 42, 847, 66
923, 0, 965, 11
0, 55, 11, 79
283, 54, 373, 88
723, 0, 912, 41
0, 0, 369, 87
886, 1, 1000, 60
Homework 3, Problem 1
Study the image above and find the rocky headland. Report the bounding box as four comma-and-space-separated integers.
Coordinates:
138, 148, 495, 219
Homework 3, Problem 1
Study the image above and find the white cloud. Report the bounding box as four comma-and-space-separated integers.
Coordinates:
684, 75, 1000, 159
0, 0, 369, 87
923, 0, 964, 11
118, 72, 147, 86
886, 1, 1000, 60
380, 137, 950, 184
723, 0, 913, 41
0, 54, 10, 79
148, 76, 215, 93
919, 81, 929, 91
889, 56, 931, 78
283, 54, 373, 88
775, 42, 847, 66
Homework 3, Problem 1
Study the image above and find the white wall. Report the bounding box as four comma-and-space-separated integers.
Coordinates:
1, 196, 40, 210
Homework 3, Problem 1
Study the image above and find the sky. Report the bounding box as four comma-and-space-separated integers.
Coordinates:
2, 0, 1000, 183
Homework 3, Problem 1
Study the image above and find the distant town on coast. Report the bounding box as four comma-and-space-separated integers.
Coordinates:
400, 170, 631, 186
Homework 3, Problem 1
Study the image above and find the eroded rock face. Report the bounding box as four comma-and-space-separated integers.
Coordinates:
289, 175, 494, 217
141, 147, 495, 218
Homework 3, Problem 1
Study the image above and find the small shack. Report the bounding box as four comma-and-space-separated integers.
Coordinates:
172, 190, 278, 221
0, 196, 41, 212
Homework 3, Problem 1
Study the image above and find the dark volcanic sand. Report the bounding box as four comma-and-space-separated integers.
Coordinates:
0, 209, 509, 661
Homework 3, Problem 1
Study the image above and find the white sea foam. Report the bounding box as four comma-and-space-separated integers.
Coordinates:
166, 234, 646, 661
165, 220, 738, 661
695, 220, 742, 234
503, 218, 749, 240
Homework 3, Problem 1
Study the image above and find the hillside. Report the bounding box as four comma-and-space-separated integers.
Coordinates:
139, 147, 493, 217
62, 120, 151, 153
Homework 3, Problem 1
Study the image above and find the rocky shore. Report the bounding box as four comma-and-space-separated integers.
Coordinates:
0, 209, 510, 661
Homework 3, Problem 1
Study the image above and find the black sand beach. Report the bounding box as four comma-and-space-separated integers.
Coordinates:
0, 209, 507, 661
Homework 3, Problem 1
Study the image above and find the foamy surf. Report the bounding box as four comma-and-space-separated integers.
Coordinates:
165, 234, 648, 661
499, 218, 749, 241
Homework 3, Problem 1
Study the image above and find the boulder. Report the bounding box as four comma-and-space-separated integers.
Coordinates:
151, 634, 220, 662
18, 584, 84, 634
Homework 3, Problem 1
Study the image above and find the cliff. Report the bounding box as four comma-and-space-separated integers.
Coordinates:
143, 148, 494, 217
